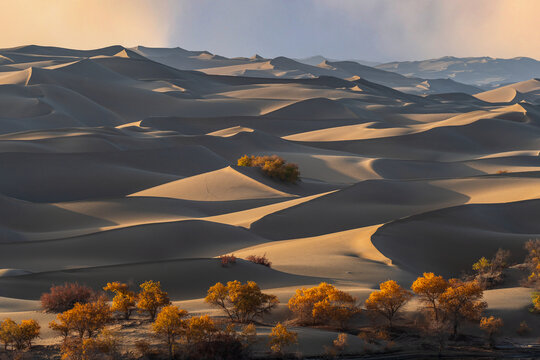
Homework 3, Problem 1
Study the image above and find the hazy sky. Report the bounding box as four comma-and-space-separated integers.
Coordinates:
1, 0, 539, 62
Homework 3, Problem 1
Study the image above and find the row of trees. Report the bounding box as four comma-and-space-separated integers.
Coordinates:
2, 241, 538, 358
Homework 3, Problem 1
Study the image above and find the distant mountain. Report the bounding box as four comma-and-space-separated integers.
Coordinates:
133, 47, 481, 95
296, 55, 379, 67
376, 56, 540, 89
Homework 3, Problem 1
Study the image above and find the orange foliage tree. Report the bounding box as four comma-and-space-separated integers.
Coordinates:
525, 239, 540, 286
288, 282, 359, 328
184, 315, 219, 344
411, 273, 449, 321
152, 305, 188, 359
0, 318, 40, 351
237, 155, 300, 183
479, 316, 503, 347
365, 280, 412, 327
60, 329, 119, 360
103, 282, 136, 320
137, 280, 171, 320
49, 298, 111, 339
268, 323, 297, 355
205, 281, 278, 323
531, 292, 539, 313
438, 279, 487, 338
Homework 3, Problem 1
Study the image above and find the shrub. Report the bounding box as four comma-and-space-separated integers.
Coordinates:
365, 280, 412, 328
220, 254, 237, 267
49, 297, 111, 339
268, 323, 297, 355
135, 340, 161, 359
237, 155, 300, 183
472, 257, 492, 274
240, 323, 257, 346
41, 282, 98, 313
137, 280, 171, 320
205, 280, 278, 323
516, 321, 531, 336
245, 254, 271, 268
496, 170, 509, 174
480, 316, 503, 347
82, 329, 121, 359
103, 282, 136, 320
333, 332, 348, 352
186, 333, 246, 360
288, 282, 359, 328
472, 249, 511, 288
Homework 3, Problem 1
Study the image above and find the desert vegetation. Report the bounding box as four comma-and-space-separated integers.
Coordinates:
0, 318, 40, 351
288, 282, 359, 328
205, 280, 278, 323
41, 283, 99, 313
471, 248, 511, 288
237, 155, 300, 183
2, 244, 539, 360
245, 254, 272, 268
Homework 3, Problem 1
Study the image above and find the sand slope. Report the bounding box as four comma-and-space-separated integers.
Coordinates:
0, 45, 539, 343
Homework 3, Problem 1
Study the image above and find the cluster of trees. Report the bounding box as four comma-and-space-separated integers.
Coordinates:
237, 155, 300, 183
0, 318, 40, 351
3, 241, 540, 358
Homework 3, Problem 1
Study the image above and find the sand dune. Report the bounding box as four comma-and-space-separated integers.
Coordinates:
372, 199, 540, 276
0, 45, 539, 344
474, 78, 540, 104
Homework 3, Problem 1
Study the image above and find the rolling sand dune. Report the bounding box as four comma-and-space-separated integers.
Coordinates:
372, 199, 540, 276
0, 45, 539, 345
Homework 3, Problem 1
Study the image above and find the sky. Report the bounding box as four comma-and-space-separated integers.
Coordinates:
0, 0, 538, 62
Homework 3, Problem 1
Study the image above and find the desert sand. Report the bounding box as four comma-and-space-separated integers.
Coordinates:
0, 45, 539, 353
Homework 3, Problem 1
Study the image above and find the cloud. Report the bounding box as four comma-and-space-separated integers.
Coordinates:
316, 0, 540, 60
0, 0, 538, 61
0, 0, 177, 49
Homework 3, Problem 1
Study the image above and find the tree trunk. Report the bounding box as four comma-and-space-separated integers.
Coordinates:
452, 317, 458, 338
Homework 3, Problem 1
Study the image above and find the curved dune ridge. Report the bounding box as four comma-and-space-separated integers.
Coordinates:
0, 45, 539, 340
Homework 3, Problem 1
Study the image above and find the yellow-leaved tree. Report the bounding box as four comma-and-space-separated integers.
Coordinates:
205, 281, 278, 323
438, 279, 487, 338
365, 280, 412, 327
533, 292, 540, 312
184, 315, 218, 344
103, 282, 136, 320
137, 280, 170, 320
152, 305, 188, 359
268, 323, 297, 355
49, 297, 111, 339
0, 318, 17, 351
525, 239, 540, 286
288, 282, 359, 327
479, 316, 503, 347
411, 273, 449, 321
0, 318, 40, 351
